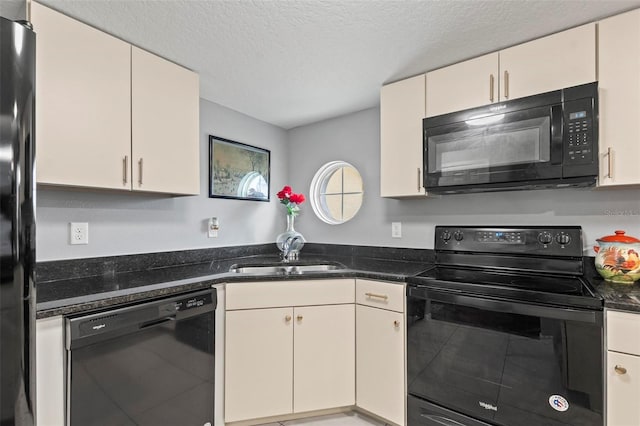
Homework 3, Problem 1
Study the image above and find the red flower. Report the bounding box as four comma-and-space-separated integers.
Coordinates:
289, 193, 305, 204
277, 185, 292, 200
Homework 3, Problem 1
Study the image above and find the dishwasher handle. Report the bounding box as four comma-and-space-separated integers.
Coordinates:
66, 288, 216, 350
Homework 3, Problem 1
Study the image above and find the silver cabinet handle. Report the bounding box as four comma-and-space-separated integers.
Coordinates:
489, 74, 494, 103
504, 70, 509, 99
365, 292, 388, 300
122, 156, 128, 185
138, 158, 143, 186
417, 168, 421, 192
606, 147, 613, 179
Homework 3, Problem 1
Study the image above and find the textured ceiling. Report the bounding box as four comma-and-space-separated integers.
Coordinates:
22, 0, 640, 129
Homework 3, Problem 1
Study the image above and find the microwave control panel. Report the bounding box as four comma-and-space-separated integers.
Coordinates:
564, 97, 594, 165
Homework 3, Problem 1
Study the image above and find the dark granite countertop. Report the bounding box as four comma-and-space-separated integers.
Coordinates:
36, 253, 433, 319
36, 244, 640, 319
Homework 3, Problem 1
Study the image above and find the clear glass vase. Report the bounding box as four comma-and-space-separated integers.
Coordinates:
276, 214, 305, 261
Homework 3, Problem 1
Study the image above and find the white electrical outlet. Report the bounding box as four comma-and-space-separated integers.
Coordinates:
208, 217, 219, 238
391, 222, 402, 238
70, 222, 89, 245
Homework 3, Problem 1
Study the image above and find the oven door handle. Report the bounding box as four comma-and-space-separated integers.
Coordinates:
409, 286, 601, 324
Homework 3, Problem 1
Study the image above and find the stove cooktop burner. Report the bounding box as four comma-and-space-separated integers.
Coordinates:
418, 266, 590, 296
408, 226, 604, 310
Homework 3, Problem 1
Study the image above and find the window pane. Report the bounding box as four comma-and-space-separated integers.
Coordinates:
323, 194, 343, 221
343, 194, 363, 221
343, 166, 363, 193
324, 169, 343, 194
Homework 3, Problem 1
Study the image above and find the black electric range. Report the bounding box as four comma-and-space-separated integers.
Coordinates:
406, 226, 604, 426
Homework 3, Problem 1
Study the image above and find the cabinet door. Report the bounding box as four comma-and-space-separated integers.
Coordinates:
32, 3, 131, 190
131, 47, 200, 195
356, 305, 405, 426
293, 304, 355, 413
225, 308, 293, 422
36, 317, 66, 426
380, 75, 426, 198
607, 351, 640, 426
499, 23, 596, 101
426, 52, 499, 117
598, 10, 640, 187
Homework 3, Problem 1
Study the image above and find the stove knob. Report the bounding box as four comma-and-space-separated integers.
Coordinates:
556, 234, 571, 245
453, 231, 464, 241
441, 230, 452, 242
538, 232, 553, 245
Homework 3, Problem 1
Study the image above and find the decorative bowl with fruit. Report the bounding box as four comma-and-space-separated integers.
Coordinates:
594, 230, 640, 284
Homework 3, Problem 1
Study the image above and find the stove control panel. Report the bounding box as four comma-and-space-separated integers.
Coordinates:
435, 226, 583, 257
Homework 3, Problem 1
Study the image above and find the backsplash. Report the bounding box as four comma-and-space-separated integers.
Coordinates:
36, 243, 434, 283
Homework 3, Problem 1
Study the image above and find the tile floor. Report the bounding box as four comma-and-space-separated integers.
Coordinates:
259, 412, 386, 426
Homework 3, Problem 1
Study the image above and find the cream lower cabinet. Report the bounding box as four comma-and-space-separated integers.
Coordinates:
225, 307, 294, 422
224, 279, 355, 423
36, 316, 66, 426
597, 9, 640, 187
607, 310, 640, 426
32, 2, 200, 195
355, 279, 405, 426
380, 74, 426, 198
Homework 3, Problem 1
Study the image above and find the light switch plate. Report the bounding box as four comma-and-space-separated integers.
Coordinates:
391, 222, 402, 238
70, 222, 89, 245
208, 217, 219, 238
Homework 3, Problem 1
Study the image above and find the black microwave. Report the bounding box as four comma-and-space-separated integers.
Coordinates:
423, 82, 598, 194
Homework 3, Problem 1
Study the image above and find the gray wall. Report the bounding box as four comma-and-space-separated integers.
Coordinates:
288, 107, 640, 255
36, 99, 289, 261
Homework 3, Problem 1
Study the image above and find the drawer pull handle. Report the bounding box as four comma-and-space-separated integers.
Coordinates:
365, 292, 388, 300
615, 365, 627, 375
296, 315, 303, 321
285, 315, 292, 322
138, 158, 143, 186
393, 320, 400, 328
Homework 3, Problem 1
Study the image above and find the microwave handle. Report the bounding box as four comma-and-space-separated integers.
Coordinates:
550, 104, 563, 165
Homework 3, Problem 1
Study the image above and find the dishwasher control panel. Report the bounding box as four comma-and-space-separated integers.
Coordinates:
168, 292, 214, 312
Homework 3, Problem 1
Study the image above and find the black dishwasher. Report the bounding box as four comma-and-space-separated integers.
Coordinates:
66, 288, 216, 426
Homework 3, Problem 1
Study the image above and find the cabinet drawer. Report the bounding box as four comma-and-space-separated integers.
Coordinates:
226, 279, 355, 310
608, 310, 640, 355
356, 279, 404, 313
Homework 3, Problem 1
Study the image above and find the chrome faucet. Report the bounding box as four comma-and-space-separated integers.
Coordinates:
282, 235, 303, 262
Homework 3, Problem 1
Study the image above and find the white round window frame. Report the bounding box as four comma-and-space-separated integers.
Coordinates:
309, 160, 363, 225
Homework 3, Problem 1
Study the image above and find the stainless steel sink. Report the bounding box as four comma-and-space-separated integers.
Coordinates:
228, 264, 342, 275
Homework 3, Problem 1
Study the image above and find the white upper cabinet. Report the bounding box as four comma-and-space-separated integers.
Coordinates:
32, 2, 132, 190
425, 23, 596, 118
597, 9, 640, 187
426, 53, 499, 118
131, 47, 200, 195
380, 74, 426, 198
32, 3, 200, 195
500, 23, 596, 101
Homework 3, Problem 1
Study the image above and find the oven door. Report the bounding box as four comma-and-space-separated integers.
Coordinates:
423, 100, 563, 192
406, 285, 603, 426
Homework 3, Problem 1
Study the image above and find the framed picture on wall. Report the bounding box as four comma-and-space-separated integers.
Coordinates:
208, 135, 271, 201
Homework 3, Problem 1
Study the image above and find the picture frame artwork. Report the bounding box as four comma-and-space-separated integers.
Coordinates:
209, 135, 271, 201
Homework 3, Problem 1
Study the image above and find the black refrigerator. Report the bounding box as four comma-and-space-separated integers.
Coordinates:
0, 15, 36, 426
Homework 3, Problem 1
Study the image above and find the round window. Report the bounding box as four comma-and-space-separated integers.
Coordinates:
310, 161, 364, 225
